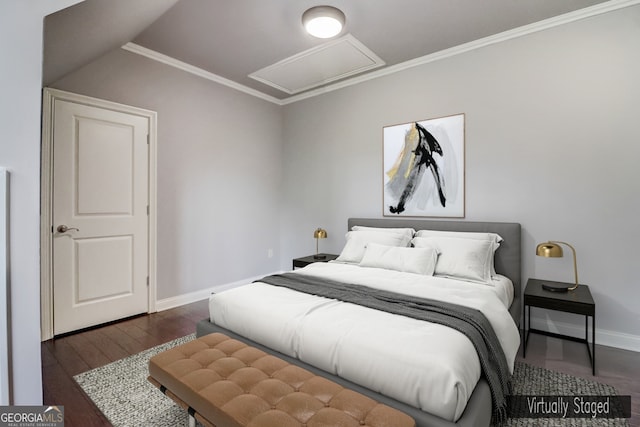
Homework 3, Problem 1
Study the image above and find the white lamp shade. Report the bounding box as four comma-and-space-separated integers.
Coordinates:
302, 6, 345, 38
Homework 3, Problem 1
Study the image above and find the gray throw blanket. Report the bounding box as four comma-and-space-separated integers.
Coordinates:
257, 272, 511, 422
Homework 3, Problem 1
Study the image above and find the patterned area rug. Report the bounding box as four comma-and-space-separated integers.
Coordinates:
75, 334, 197, 427
509, 362, 628, 427
75, 335, 629, 427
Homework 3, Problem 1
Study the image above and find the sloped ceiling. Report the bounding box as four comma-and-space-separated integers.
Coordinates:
44, 0, 613, 99
43, 0, 180, 85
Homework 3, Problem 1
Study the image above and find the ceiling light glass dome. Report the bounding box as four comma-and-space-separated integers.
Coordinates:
302, 6, 345, 39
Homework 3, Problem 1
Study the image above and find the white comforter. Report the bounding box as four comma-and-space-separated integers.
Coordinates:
208, 262, 520, 422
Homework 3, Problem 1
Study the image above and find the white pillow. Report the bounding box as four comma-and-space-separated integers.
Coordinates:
351, 226, 415, 239
336, 231, 412, 264
414, 229, 502, 276
359, 243, 438, 275
414, 229, 503, 244
412, 236, 494, 284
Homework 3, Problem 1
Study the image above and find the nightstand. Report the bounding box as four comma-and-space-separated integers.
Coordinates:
292, 253, 338, 269
523, 278, 596, 375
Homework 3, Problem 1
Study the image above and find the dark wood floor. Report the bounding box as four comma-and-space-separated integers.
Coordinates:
43, 300, 639, 426
42, 299, 210, 427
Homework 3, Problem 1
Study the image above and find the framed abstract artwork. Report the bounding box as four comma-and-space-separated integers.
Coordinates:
383, 113, 465, 217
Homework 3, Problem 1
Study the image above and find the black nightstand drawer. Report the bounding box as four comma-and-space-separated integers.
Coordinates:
524, 294, 594, 316
292, 253, 338, 269
524, 279, 595, 316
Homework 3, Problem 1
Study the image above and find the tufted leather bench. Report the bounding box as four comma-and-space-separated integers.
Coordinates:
148, 332, 415, 427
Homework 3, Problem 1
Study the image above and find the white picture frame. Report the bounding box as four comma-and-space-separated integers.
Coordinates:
383, 113, 465, 217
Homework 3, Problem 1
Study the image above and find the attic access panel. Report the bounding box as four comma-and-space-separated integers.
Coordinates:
249, 34, 385, 95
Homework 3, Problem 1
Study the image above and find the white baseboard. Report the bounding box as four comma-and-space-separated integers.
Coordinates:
529, 317, 640, 353
155, 271, 283, 312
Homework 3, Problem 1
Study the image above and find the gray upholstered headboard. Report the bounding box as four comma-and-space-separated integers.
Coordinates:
347, 218, 522, 326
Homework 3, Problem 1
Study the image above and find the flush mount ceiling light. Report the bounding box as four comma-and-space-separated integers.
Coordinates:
302, 6, 346, 39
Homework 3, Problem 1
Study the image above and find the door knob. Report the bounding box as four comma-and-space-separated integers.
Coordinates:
57, 225, 79, 233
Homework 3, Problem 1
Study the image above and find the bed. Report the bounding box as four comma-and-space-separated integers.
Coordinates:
197, 218, 521, 427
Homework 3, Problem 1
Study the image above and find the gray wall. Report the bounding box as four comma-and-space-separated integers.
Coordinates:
0, 0, 84, 405
52, 49, 284, 300
281, 6, 640, 349
51, 4, 640, 350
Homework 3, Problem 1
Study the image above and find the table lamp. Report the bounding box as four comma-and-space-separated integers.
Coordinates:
535, 241, 579, 292
313, 228, 327, 259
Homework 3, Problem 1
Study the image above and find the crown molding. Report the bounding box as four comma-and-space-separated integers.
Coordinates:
121, 43, 284, 105
123, 0, 640, 106
281, 0, 640, 104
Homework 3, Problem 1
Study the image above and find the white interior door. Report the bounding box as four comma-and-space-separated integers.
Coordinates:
52, 98, 150, 335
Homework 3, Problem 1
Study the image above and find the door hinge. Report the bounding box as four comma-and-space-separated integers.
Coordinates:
147, 134, 150, 144
147, 205, 150, 215
147, 276, 150, 287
